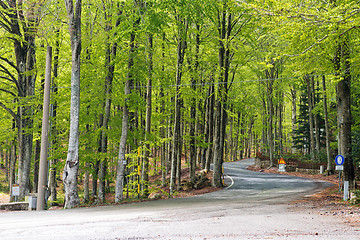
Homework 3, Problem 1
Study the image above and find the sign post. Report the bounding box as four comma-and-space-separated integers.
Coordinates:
335, 155, 344, 193
278, 158, 286, 172
12, 184, 20, 202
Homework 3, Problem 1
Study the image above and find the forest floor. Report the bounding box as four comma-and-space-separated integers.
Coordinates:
247, 164, 360, 227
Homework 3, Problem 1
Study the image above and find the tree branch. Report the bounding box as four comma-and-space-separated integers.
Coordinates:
0, 56, 18, 72
0, 87, 16, 96
0, 100, 20, 124
283, 34, 329, 57
0, 63, 17, 83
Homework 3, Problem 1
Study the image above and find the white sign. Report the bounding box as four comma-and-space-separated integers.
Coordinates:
12, 184, 20, 196
123, 160, 127, 165
278, 164, 286, 172
336, 165, 344, 171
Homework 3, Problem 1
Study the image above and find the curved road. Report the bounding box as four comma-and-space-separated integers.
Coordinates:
0, 159, 359, 239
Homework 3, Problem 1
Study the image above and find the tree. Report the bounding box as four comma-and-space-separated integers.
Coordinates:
0, 0, 43, 198
115, 1, 141, 203
63, 0, 82, 209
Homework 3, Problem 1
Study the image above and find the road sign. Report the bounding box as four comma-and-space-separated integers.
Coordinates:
278, 158, 286, 164
335, 155, 344, 165
335, 165, 344, 171
12, 184, 20, 196
278, 164, 286, 172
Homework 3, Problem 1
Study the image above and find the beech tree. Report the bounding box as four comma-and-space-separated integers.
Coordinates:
63, 0, 82, 209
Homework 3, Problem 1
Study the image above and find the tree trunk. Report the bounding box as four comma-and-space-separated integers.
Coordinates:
160, 33, 167, 187
142, 34, 153, 197
49, 31, 60, 206
170, 17, 187, 194
63, 0, 82, 209
267, 80, 275, 166
33, 139, 41, 193
306, 76, 315, 160
312, 77, 320, 154
291, 87, 297, 153
335, 41, 354, 184
212, 99, 223, 187
322, 75, 332, 171
98, 15, 118, 202
115, 16, 138, 202
205, 84, 215, 172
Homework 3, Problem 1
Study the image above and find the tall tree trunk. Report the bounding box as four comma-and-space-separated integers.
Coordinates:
98, 12, 118, 202
278, 92, 284, 155
170, 17, 187, 194
212, 99, 223, 187
335, 41, 354, 185
115, 16, 139, 202
291, 87, 297, 153
0, 1, 41, 198
205, 84, 215, 172
49, 31, 60, 206
266, 79, 275, 166
322, 75, 332, 171
312, 77, 321, 154
160, 33, 167, 187
142, 33, 153, 197
306, 76, 315, 160
63, 0, 82, 209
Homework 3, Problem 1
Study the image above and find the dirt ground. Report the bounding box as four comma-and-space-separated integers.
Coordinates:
247, 164, 360, 227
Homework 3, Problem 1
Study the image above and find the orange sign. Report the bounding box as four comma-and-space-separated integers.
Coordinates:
278, 158, 286, 164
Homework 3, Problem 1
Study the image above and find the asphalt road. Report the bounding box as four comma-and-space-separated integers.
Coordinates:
1, 159, 359, 240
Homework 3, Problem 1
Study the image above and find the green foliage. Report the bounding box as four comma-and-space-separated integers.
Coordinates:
0, 0, 360, 203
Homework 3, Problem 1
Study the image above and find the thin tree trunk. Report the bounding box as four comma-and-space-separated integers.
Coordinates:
312, 77, 320, 154
115, 16, 138, 202
49, 31, 60, 206
306, 76, 315, 160
267, 80, 275, 166
291, 87, 297, 153
322, 75, 332, 172
205, 84, 215, 172
142, 33, 153, 197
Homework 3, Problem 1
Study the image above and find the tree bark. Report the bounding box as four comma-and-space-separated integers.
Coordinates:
170, 17, 187, 194
49, 31, 60, 206
0, 2, 45, 198
334, 41, 354, 184
115, 16, 138, 202
63, 0, 82, 209
322, 75, 332, 171
312, 78, 321, 154
291, 87, 297, 153
306, 76, 315, 160
142, 33, 153, 197
205, 84, 215, 172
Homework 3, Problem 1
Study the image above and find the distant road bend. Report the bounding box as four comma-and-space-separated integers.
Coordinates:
1, 158, 359, 240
